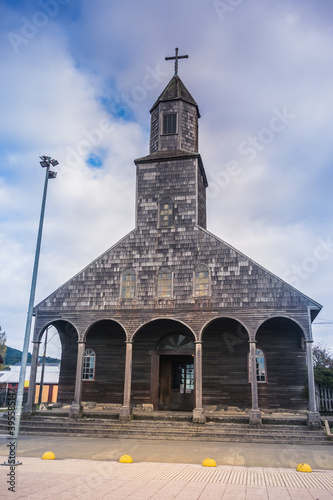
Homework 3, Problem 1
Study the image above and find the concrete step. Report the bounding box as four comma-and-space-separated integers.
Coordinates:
0, 416, 329, 445
15, 426, 326, 442
21, 417, 318, 431
5, 428, 329, 445
15, 421, 317, 435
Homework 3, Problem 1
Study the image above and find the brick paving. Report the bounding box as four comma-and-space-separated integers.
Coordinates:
1, 456, 333, 499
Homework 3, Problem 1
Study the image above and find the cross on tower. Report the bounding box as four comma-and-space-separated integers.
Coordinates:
165, 48, 189, 76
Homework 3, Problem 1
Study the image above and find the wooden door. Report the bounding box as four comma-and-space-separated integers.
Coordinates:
159, 356, 194, 411
158, 356, 171, 410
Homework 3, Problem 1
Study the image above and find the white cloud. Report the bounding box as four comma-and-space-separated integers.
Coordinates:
0, 0, 332, 355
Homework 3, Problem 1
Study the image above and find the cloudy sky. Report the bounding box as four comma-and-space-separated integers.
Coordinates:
0, 0, 332, 358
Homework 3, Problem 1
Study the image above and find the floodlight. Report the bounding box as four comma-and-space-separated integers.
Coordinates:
51, 159, 59, 167
40, 160, 48, 167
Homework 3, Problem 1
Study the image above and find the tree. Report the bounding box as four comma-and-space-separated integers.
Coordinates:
313, 342, 333, 369
313, 342, 333, 388
0, 326, 7, 370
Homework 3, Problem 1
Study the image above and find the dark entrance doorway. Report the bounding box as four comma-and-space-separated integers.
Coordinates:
159, 355, 194, 410
150, 331, 195, 411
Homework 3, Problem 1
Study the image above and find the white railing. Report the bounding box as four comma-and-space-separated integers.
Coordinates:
316, 384, 333, 412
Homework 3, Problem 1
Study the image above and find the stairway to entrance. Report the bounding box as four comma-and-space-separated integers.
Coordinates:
0, 412, 330, 445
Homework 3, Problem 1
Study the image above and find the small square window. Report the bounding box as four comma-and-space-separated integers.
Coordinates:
163, 113, 177, 135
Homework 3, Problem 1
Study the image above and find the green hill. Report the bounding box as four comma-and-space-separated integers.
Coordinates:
4, 346, 60, 366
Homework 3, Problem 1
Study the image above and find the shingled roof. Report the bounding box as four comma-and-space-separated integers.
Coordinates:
150, 75, 200, 116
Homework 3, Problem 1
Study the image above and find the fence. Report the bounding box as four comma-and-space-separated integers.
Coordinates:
316, 384, 333, 412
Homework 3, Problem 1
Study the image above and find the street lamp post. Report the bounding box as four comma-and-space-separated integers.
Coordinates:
2, 156, 58, 467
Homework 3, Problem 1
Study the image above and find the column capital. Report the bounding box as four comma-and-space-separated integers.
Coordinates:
249, 339, 257, 344
194, 340, 202, 345
125, 340, 133, 344
305, 339, 314, 344
32, 341, 41, 345
77, 341, 86, 345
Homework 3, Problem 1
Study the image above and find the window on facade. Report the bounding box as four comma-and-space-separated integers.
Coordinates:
121, 268, 136, 299
83, 349, 95, 380
159, 198, 174, 227
194, 264, 210, 297
158, 266, 172, 298
162, 113, 177, 134
249, 348, 266, 382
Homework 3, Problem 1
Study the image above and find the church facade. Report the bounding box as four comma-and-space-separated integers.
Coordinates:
26, 54, 322, 426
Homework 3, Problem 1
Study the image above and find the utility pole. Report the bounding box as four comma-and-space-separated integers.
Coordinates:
2, 156, 58, 467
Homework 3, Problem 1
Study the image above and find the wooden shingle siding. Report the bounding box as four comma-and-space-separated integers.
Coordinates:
82, 321, 126, 403
33, 223, 319, 315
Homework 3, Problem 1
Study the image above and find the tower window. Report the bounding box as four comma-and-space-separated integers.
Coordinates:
158, 267, 173, 298
159, 197, 174, 227
83, 349, 95, 380
194, 264, 210, 297
121, 268, 136, 299
162, 113, 177, 134
248, 348, 267, 383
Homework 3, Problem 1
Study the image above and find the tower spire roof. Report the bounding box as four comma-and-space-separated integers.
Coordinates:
150, 74, 200, 116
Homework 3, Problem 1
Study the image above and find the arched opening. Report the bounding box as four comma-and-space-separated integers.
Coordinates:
255, 317, 307, 410
132, 319, 195, 411
42, 320, 79, 405
83, 319, 126, 404
202, 317, 251, 409
34, 325, 62, 406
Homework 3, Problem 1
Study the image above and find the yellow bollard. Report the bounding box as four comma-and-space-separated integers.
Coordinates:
42, 451, 56, 460
202, 458, 217, 467
296, 463, 312, 472
119, 455, 133, 463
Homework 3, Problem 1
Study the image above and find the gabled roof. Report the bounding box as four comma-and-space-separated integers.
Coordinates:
150, 75, 200, 116
196, 226, 323, 319
33, 224, 322, 319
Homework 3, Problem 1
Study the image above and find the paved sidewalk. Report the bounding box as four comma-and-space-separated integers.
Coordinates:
1, 456, 333, 499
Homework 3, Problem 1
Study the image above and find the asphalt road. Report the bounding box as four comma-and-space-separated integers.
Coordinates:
1, 435, 332, 469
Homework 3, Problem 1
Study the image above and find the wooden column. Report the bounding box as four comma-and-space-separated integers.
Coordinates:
249, 340, 262, 426
69, 341, 85, 418
119, 341, 133, 420
150, 351, 160, 410
193, 341, 205, 423
23, 341, 40, 414
306, 339, 321, 428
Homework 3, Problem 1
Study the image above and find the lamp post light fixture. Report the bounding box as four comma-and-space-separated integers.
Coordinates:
2, 156, 58, 467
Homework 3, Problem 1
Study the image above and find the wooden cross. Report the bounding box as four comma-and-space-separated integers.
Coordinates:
165, 48, 189, 76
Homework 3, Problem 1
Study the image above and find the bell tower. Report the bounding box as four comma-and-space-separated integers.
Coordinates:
149, 48, 200, 154
134, 49, 208, 230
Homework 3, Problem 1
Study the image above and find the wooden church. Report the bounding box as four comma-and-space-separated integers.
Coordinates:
26, 50, 322, 426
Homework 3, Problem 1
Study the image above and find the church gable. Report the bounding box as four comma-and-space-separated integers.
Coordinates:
35, 223, 321, 314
